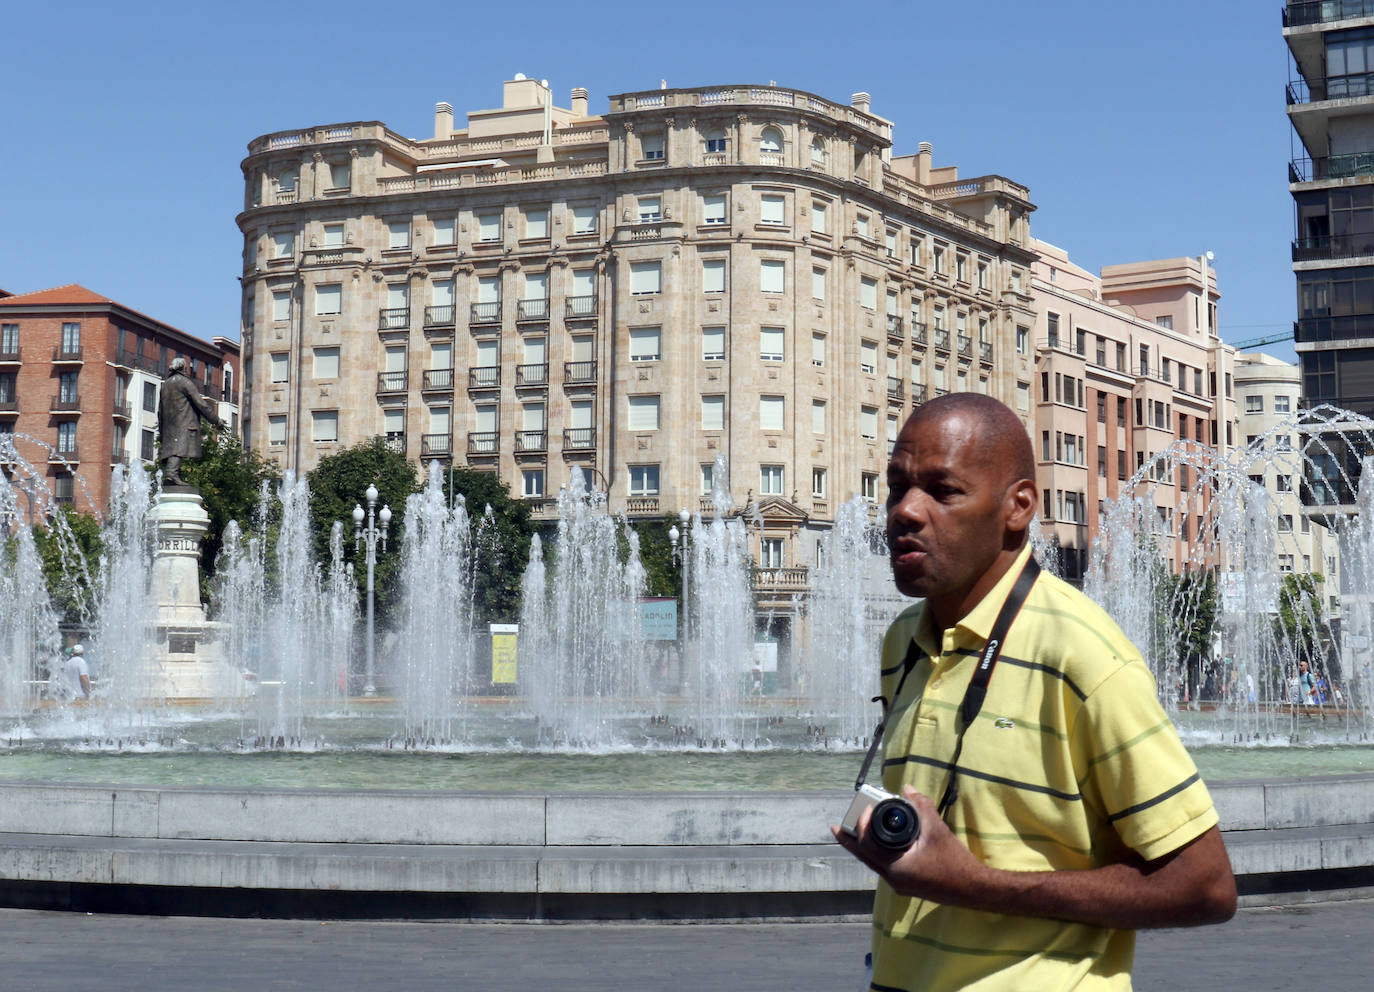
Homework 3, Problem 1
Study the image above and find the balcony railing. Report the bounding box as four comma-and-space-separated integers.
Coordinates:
421, 433, 452, 457
625, 496, 660, 515
113, 348, 137, 368
886, 377, 904, 399
467, 431, 498, 455
564, 360, 597, 383
885, 314, 903, 337
1292, 234, 1374, 261
469, 366, 500, 389
52, 346, 84, 362
1290, 151, 1374, 182
979, 341, 993, 363
911, 384, 928, 404
470, 301, 501, 323
1285, 0, 1374, 27
934, 329, 951, 352
910, 322, 927, 347
382, 433, 405, 454
563, 427, 595, 449
50, 394, 82, 412
565, 295, 597, 318
0, 397, 19, 412
1295, 313, 1374, 343
515, 430, 547, 452
50, 445, 80, 462
422, 368, 454, 390
1287, 72, 1374, 105
376, 371, 408, 394
381, 307, 412, 330
517, 298, 549, 321
753, 566, 810, 592
958, 334, 972, 357
113, 401, 132, 420
516, 363, 549, 386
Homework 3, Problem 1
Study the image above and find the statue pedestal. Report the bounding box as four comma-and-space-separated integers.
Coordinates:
145, 489, 251, 700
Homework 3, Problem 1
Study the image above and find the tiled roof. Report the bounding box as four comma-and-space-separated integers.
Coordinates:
0, 283, 113, 306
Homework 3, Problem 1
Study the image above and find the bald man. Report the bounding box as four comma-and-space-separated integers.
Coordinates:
833, 394, 1234, 992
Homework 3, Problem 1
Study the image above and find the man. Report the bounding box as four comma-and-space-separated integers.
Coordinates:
64, 644, 91, 700
158, 356, 223, 486
833, 394, 1235, 991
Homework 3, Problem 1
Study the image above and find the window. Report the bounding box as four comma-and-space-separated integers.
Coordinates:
811, 332, 825, 368
760, 464, 784, 495
702, 326, 726, 361
860, 405, 878, 440
887, 413, 899, 454
1277, 474, 1294, 493
311, 410, 339, 443
140, 381, 157, 413
861, 472, 879, 502
572, 205, 598, 235
54, 421, 76, 454
811, 200, 828, 234
704, 128, 727, 154
760, 327, 784, 361
856, 213, 870, 239
640, 132, 664, 161
432, 216, 456, 246
629, 464, 660, 496
629, 326, 661, 362
977, 261, 989, 290
1275, 395, 1291, 413
1156, 314, 1173, 330
630, 261, 662, 295
524, 207, 549, 239
812, 467, 827, 497
1017, 382, 1029, 412
1047, 313, 1060, 348
522, 271, 548, 302
264, 415, 285, 447
628, 395, 660, 431
760, 395, 785, 431
328, 161, 350, 190
759, 126, 783, 155
1279, 554, 1295, 573
812, 399, 826, 434
1016, 326, 1029, 355
272, 290, 291, 322
701, 394, 725, 430
321, 223, 345, 248
860, 277, 877, 310
703, 194, 727, 225
760, 259, 785, 293
955, 254, 968, 283
1245, 395, 1263, 413
811, 267, 826, 301
811, 136, 825, 164
523, 469, 545, 498
387, 220, 409, 251
270, 353, 289, 384
1277, 434, 1293, 451
315, 284, 342, 316
860, 340, 878, 374
477, 211, 501, 242
313, 347, 339, 380
637, 195, 661, 223
760, 194, 785, 225
700, 463, 715, 494
933, 244, 945, 273
885, 230, 898, 258
760, 537, 784, 568
271, 231, 293, 259
702, 258, 727, 294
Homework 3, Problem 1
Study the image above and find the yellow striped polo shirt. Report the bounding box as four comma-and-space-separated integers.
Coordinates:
870, 544, 1218, 992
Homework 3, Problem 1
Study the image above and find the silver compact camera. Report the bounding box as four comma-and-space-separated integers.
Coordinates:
841, 783, 920, 849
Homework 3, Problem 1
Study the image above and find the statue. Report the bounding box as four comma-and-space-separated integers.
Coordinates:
157, 356, 224, 487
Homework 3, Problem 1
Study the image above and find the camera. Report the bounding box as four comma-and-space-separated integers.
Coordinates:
840, 783, 920, 849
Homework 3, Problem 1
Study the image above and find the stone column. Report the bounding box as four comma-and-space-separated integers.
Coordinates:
151, 491, 211, 628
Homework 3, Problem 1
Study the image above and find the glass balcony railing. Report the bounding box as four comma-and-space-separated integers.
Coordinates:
1285, 0, 1374, 27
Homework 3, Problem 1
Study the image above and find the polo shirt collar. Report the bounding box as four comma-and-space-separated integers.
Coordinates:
912, 543, 1034, 657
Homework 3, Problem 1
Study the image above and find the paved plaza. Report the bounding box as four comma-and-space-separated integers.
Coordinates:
0, 899, 1372, 990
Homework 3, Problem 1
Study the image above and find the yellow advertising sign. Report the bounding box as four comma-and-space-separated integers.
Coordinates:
490, 623, 518, 685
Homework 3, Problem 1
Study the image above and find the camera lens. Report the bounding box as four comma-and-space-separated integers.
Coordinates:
870, 797, 920, 849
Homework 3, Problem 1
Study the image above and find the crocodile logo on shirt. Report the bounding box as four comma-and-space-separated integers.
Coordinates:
994, 717, 1015, 730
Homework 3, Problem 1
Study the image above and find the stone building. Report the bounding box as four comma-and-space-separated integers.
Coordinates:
1030, 241, 1238, 582
0, 284, 238, 520
235, 77, 1038, 611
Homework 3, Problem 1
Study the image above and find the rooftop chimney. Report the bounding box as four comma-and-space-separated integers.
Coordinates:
917, 141, 932, 185
434, 102, 454, 140
851, 92, 871, 115
571, 87, 588, 118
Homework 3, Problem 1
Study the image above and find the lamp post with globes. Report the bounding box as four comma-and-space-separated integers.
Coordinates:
352, 484, 392, 697
668, 507, 691, 694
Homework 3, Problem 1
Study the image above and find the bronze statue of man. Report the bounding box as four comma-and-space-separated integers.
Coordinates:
157, 356, 223, 487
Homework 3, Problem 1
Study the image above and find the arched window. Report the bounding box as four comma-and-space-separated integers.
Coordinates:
811, 136, 826, 165
704, 128, 727, 154
759, 126, 784, 155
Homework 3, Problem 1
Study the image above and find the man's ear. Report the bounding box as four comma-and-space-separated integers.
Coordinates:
1005, 478, 1037, 532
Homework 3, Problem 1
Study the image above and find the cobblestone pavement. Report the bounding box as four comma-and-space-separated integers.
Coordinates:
0, 899, 1371, 990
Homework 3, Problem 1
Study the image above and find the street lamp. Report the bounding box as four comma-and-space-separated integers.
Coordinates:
668, 507, 691, 694
353, 483, 392, 697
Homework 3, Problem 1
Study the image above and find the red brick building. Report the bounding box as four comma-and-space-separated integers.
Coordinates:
0, 285, 239, 519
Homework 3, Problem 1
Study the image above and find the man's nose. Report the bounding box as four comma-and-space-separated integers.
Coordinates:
888, 489, 927, 526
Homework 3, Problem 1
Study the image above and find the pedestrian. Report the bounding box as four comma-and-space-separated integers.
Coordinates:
832, 394, 1235, 991
64, 644, 91, 700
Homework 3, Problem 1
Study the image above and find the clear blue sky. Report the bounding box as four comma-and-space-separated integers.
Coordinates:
0, 0, 1294, 358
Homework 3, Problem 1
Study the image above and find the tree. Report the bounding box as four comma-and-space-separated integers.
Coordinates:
306, 438, 419, 628
442, 467, 533, 625
179, 430, 280, 587
32, 507, 104, 626
626, 517, 681, 600
1273, 572, 1328, 675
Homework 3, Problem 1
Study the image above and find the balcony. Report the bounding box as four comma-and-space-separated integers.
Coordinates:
625, 496, 660, 515
422, 368, 454, 391
380, 307, 412, 330
564, 360, 597, 384
886, 377, 904, 400
565, 295, 597, 318
470, 301, 501, 324
1290, 151, 1374, 182
563, 427, 595, 450
469, 366, 500, 389
376, 371, 408, 394
1288, 72, 1374, 105
52, 346, 83, 363
979, 341, 993, 364
517, 298, 549, 322
113, 349, 138, 369
885, 314, 903, 340
752, 566, 810, 592
0, 397, 18, 413
516, 363, 549, 387
50, 394, 82, 413
515, 430, 547, 452
910, 322, 927, 347
113, 401, 132, 420
49, 445, 79, 463
1285, 0, 1374, 26
1292, 233, 1374, 261
382, 433, 405, 455
467, 431, 498, 455
958, 334, 972, 357
933, 329, 951, 353
420, 433, 452, 458
912, 384, 928, 405
1295, 313, 1374, 343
